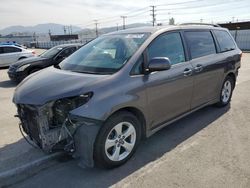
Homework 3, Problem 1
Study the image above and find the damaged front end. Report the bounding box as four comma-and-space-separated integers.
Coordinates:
16, 92, 101, 166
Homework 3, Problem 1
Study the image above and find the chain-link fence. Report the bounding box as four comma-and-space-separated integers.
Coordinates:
230, 30, 250, 51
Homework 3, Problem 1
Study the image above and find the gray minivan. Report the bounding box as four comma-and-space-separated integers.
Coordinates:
13, 24, 241, 168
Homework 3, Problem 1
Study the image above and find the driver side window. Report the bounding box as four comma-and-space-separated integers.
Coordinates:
60, 47, 76, 58
148, 32, 185, 65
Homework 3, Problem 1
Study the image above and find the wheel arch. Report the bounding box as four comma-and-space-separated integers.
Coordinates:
226, 72, 236, 88
18, 56, 27, 60
106, 107, 147, 139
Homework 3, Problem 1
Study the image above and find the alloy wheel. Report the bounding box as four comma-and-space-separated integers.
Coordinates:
105, 122, 136, 162
221, 80, 232, 103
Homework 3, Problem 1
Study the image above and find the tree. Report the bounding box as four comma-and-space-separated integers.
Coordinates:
169, 17, 175, 25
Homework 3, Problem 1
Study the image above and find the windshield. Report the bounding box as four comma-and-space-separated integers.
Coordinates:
59, 33, 150, 74
40, 46, 62, 58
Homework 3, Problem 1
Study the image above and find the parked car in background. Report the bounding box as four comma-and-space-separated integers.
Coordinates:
0, 42, 27, 49
8, 43, 82, 82
0, 45, 35, 67
13, 25, 241, 169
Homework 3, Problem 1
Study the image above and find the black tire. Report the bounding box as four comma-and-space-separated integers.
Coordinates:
94, 111, 142, 169
216, 76, 235, 107
18, 57, 27, 61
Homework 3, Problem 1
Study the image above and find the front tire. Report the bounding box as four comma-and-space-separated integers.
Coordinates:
216, 76, 235, 107
94, 111, 141, 168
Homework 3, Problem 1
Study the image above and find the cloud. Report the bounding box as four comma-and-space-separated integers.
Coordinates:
0, 0, 250, 29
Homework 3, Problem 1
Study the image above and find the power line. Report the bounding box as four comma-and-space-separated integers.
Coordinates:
67, 0, 248, 30
156, 0, 204, 6
156, 0, 245, 12
156, 3, 249, 18
71, 0, 207, 28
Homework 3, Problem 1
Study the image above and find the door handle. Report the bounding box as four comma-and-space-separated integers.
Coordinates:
183, 68, 193, 76
194, 64, 203, 72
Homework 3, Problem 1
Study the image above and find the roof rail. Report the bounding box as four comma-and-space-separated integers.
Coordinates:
180, 23, 221, 27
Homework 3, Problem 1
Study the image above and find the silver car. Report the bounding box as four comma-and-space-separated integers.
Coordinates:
0, 45, 35, 67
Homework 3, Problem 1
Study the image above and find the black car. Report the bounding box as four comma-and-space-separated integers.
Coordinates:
8, 43, 82, 82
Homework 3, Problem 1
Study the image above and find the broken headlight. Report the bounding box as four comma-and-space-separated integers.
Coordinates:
52, 92, 93, 126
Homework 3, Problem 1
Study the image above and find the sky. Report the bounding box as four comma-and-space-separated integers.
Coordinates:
0, 0, 250, 29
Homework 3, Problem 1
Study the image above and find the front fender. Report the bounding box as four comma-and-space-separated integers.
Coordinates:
70, 91, 147, 122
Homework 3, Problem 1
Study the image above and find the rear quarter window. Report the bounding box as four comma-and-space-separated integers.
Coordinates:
3, 46, 22, 53
185, 31, 216, 59
213, 30, 236, 52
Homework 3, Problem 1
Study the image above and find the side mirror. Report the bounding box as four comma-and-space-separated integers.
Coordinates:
146, 57, 171, 73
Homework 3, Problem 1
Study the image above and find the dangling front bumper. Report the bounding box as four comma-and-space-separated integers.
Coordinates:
16, 104, 102, 167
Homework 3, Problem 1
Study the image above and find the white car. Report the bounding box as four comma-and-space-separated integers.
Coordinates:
0, 45, 35, 67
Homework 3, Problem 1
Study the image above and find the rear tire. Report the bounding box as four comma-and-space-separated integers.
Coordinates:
94, 111, 141, 169
216, 76, 235, 107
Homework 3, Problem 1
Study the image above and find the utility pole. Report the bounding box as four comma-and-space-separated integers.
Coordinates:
150, 5, 156, 26
94, 20, 99, 37
66, 26, 70, 34
116, 23, 119, 31
33, 32, 37, 42
121, 16, 127, 30
63, 26, 66, 34
232, 16, 235, 22
48, 30, 51, 41
235, 26, 240, 42
70, 25, 73, 35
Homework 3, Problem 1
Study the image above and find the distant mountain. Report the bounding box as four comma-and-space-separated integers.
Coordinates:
78, 23, 151, 39
0, 23, 82, 35
100, 23, 151, 33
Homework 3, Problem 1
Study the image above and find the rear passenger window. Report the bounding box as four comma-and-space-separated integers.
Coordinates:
148, 32, 185, 65
185, 31, 216, 59
3, 46, 22, 53
213, 30, 236, 52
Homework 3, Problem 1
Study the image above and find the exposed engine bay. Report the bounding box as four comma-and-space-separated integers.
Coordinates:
18, 103, 73, 152
16, 92, 101, 167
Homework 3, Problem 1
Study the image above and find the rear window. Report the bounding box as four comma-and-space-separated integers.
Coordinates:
213, 30, 236, 52
3, 46, 22, 53
185, 31, 216, 59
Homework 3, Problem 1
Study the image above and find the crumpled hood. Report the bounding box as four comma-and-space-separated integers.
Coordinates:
13, 67, 108, 105
12, 56, 47, 67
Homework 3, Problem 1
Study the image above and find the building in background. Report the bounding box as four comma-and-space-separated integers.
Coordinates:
49, 34, 79, 41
